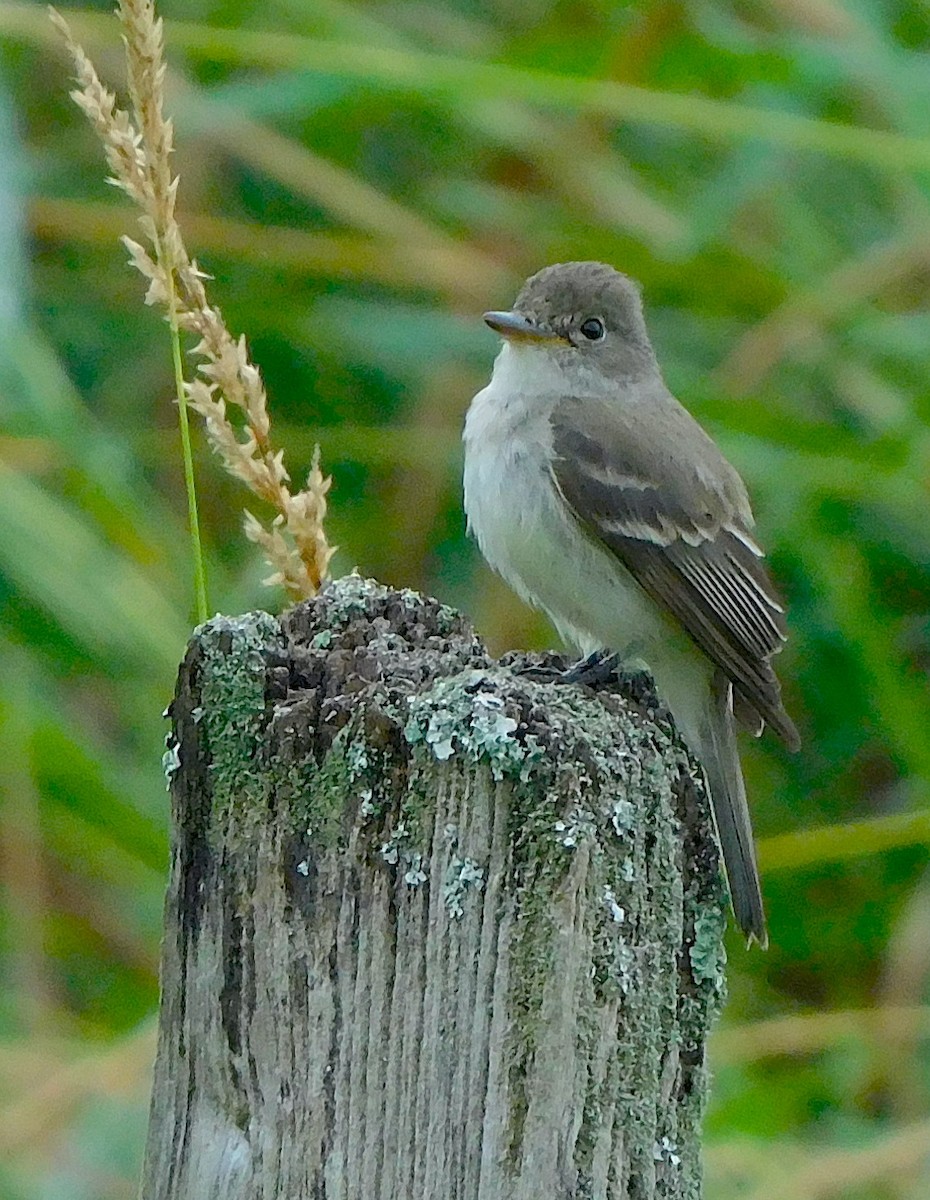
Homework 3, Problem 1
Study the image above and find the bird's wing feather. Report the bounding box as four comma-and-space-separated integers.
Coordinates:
550, 394, 799, 749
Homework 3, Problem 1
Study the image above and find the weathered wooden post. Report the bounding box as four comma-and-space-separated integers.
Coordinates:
142, 575, 727, 1200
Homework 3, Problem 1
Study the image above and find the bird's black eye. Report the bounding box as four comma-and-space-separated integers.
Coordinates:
579, 317, 605, 341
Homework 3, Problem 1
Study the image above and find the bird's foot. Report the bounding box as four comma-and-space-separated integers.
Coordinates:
515, 649, 623, 687
513, 662, 564, 682
512, 650, 657, 703
560, 649, 625, 686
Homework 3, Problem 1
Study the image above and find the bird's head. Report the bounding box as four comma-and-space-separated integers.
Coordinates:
484, 261, 657, 383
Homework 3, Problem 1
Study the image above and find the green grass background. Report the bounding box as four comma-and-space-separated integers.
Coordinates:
2, 0, 930, 1195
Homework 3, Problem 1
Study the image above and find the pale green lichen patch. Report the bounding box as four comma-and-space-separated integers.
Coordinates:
403, 851, 427, 887
603, 885, 626, 925
162, 738, 181, 788
402, 670, 543, 781
443, 855, 484, 918
197, 611, 284, 830
554, 807, 596, 848
689, 906, 727, 986
290, 736, 351, 851
317, 572, 462, 642
379, 819, 410, 866
609, 797, 636, 837
654, 1136, 682, 1167
314, 572, 371, 624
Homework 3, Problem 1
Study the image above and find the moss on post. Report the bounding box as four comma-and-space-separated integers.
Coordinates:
142, 576, 727, 1200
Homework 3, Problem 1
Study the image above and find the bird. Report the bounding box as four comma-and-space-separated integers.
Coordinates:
463, 261, 799, 946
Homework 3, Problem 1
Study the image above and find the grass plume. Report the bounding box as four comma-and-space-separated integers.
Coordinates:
50, 0, 334, 607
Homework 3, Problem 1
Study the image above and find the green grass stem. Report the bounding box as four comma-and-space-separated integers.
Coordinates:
165, 281, 208, 624
760, 808, 930, 874
10, 3, 930, 174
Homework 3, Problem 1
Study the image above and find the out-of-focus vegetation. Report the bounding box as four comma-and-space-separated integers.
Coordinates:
1, 0, 929, 1195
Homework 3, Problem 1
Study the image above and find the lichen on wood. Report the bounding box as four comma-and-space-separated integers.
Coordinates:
143, 575, 727, 1200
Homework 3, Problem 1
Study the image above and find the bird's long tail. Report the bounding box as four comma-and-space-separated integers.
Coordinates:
700, 670, 767, 948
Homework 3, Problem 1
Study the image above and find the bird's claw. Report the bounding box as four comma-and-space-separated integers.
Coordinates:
559, 649, 625, 686
515, 651, 659, 706
515, 649, 626, 687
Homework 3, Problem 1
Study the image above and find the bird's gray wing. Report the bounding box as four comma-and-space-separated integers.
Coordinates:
550, 395, 799, 749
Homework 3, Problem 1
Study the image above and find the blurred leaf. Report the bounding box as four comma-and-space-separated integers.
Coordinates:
0, 462, 188, 670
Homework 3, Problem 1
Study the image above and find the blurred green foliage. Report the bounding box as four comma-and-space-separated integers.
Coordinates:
1, 0, 930, 1195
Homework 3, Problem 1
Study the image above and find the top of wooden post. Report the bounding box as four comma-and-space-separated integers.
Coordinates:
147, 575, 728, 1199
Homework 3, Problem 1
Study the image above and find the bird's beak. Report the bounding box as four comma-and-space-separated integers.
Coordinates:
483, 310, 564, 343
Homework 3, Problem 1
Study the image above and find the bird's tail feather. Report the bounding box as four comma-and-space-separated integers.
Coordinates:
701, 671, 767, 948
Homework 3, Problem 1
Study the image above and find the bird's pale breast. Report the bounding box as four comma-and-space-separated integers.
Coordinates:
463, 357, 703, 684
464, 344, 716, 748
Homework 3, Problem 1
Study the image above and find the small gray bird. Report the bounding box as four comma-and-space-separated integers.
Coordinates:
463, 261, 799, 946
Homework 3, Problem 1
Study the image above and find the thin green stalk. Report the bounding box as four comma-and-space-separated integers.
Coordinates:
165, 281, 208, 623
